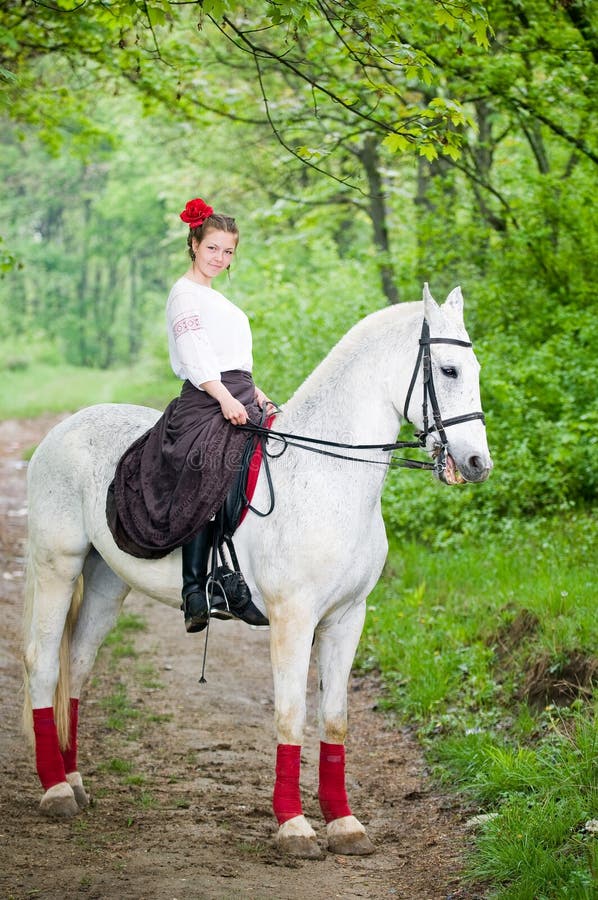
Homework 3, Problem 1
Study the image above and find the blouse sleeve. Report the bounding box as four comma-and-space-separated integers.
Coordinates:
168, 290, 222, 388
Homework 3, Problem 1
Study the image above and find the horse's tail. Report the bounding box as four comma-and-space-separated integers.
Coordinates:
22, 553, 84, 751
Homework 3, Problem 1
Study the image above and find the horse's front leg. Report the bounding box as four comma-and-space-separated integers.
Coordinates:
269, 598, 322, 858
316, 601, 375, 855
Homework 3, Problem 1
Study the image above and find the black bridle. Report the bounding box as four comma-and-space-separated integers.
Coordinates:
403, 317, 486, 450
239, 316, 486, 501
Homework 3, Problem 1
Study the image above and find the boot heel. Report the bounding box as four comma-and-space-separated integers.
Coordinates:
182, 591, 209, 633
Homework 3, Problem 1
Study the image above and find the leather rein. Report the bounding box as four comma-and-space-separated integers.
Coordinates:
239, 316, 486, 512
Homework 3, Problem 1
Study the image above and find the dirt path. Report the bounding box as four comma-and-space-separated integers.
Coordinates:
0, 415, 481, 900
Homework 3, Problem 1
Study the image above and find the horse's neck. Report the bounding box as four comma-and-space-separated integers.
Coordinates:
278, 303, 420, 447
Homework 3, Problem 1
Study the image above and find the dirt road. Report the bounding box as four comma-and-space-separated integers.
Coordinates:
0, 415, 481, 899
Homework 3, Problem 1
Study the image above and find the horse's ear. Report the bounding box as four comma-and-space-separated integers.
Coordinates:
423, 283, 440, 318
443, 286, 464, 322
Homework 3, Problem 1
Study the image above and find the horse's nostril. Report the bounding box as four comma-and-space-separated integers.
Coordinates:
469, 455, 483, 472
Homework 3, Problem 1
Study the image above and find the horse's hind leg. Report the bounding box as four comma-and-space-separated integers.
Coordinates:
24, 547, 88, 818
24, 546, 129, 818
315, 601, 375, 855
64, 548, 130, 809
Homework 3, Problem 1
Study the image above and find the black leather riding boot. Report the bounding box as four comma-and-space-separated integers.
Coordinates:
181, 524, 269, 632
181, 526, 211, 633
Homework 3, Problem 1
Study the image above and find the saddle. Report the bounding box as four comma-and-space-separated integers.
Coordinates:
222, 413, 274, 535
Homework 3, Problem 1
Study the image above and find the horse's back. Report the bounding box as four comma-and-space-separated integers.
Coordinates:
30, 403, 160, 476
34, 403, 160, 450
27, 404, 161, 546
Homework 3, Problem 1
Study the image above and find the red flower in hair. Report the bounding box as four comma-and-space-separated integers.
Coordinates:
180, 197, 214, 228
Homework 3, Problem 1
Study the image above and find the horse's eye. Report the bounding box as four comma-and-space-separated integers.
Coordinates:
441, 366, 458, 379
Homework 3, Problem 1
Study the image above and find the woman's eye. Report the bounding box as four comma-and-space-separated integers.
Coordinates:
441, 366, 458, 379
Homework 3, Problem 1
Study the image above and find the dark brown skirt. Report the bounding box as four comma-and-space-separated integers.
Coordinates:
106, 370, 260, 559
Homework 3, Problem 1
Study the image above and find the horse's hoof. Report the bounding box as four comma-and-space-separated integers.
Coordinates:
276, 815, 323, 859
326, 815, 375, 856
39, 782, 80, 819
278, 834, 323, 858
328, 831, 375, 855
66, 771, 90, 809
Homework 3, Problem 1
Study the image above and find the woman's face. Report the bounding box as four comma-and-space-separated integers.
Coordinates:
191, 228, 238, 285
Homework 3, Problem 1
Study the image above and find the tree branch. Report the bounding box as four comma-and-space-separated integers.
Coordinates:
251, 51, 371, 195
213, 14, 396, 135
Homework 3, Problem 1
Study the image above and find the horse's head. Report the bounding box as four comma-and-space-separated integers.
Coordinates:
405, 284, 493, 485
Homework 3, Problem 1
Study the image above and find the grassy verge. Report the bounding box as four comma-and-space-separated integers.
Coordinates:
357, 514, 597, 898
0, 359, 178, 419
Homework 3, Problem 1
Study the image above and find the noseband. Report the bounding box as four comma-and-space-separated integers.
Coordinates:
403, 318, 486, 451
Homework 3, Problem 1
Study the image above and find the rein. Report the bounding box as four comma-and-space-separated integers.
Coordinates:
239, 316, 486, 515
240, 424, 431, 470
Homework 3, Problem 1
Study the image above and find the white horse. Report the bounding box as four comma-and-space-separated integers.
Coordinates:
23, 285, 492, 857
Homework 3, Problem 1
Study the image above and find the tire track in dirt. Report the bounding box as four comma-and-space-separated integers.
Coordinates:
0, 415, 482, 900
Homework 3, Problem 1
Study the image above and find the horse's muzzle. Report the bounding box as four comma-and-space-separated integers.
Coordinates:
435, 448, 493, 485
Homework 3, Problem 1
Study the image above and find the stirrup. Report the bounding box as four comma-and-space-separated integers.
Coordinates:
206, 575, 234, 620
215, 565, 269, 627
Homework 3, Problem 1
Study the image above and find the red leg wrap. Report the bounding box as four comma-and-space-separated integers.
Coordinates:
61, 698, 79, 774
32, 707, 66, 791
272, 744, 303, 824
318, 741, 352, 823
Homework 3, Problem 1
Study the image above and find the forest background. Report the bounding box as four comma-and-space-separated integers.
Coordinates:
1, 2, 596, 897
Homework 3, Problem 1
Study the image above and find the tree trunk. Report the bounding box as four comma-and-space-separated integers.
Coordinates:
76, 196, 92, 366
357, 136, 399, 304
128, 254, 140, 362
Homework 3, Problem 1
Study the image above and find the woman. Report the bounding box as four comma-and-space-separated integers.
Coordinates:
108, 197, 272, 634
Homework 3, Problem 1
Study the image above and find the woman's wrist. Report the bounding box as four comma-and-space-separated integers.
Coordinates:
200, 379, 228, 402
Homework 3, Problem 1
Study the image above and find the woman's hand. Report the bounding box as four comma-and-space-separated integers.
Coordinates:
219, 395, 248, 425
254, 386, 277, 415
200, 380, 248, 425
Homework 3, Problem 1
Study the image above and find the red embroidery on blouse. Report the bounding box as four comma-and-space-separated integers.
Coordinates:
173, 316, 201, 338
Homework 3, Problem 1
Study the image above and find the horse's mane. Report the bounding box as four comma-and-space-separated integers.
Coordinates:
284, 300, 421, 413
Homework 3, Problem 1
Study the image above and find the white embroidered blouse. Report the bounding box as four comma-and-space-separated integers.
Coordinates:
166, 277, 253, 389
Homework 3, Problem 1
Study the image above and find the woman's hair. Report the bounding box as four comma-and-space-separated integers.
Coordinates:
187, 214, 239, 261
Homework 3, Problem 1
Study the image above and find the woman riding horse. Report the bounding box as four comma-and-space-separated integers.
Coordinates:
107, 197, 273, 632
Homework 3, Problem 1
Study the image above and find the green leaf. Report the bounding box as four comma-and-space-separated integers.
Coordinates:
383, 132, 411, 153
473, 20, 491, 49
418, 142, 438, 161
434, 7, 457, 30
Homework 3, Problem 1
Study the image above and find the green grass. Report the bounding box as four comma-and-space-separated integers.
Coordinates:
102, 611, 145, 667
94, 611, 172, 810
0, 358, 178, 419
100, 682, 142, 731
358, 515, 598, 898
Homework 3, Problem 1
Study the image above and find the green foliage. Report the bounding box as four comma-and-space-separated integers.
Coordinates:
462, 717, 598, 898
238, 235, 384, 399
0, 0, 491, 178
0, 113, 172, 367
358, 520, 597, 896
